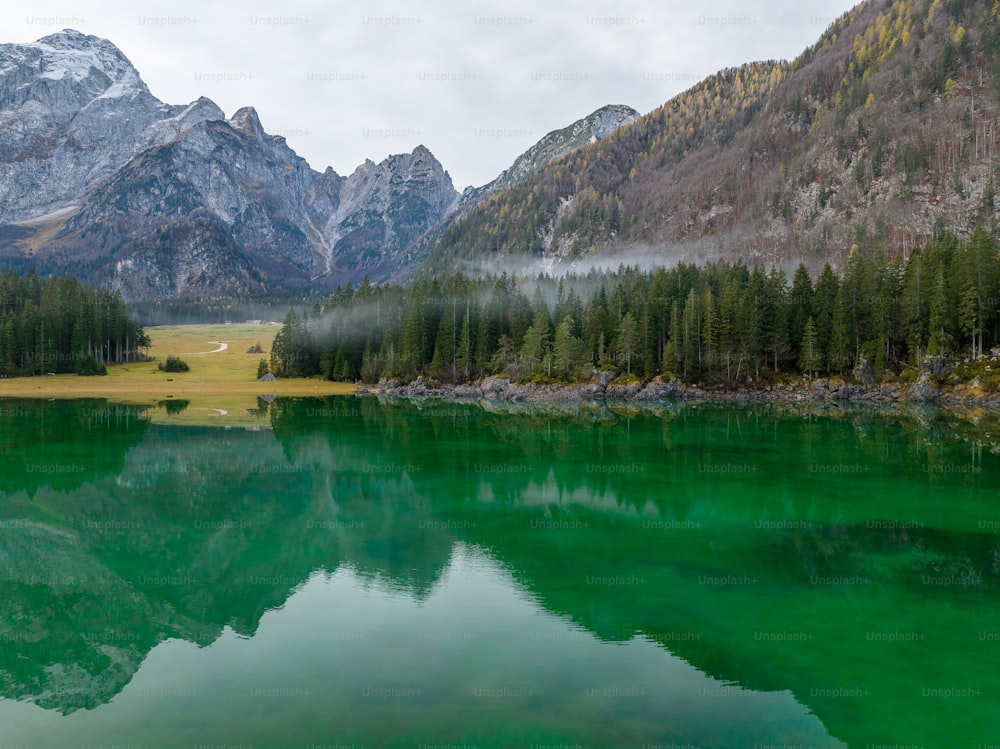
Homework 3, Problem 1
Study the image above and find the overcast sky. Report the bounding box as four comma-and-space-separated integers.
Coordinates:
3, 0, 859, 189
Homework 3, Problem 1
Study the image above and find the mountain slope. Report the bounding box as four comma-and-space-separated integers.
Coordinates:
315, 145, 459, 284
0, 30, 638, 299
0, 31, 462, 298
424, 0, 1000, 276
386, 105, 640, 283
0, 30, 224, 224
51, 107, 323, 297
458, 104, 640, 209
53, 125, 459, 297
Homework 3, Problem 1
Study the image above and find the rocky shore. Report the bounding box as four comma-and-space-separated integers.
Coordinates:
358, 370, 1000, 409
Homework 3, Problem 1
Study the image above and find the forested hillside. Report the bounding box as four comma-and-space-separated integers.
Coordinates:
0, 270, 147, 376
271, 230, 999, 387
423, 0, 1000, 275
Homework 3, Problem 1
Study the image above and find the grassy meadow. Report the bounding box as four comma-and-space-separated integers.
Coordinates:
0, 323, 355, 426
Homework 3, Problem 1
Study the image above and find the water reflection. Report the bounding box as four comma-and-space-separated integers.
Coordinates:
0, 398, 997, 747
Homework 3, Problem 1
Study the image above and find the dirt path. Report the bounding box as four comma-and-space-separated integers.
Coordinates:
190, 341, 228, 354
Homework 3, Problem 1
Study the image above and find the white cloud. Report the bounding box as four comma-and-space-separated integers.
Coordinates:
5, 0, 858, 188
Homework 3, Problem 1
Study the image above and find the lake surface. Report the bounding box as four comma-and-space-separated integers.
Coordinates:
1, 396, 998, 748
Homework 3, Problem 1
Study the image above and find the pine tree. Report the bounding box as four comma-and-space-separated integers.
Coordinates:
765, 267, 790, 373
361, 341, 379, 383
680, 289, 700, 376
518, 312, 551, 378
532, 286, 551, 329
838, 249, 865, 364
743, 266, 768, 379
552, 315, 586, 380
788, 263, 814, 361
430, 296, 458, 382
812, 263, 839, 372
717, 278, 740, 380
400, 296, 428, 377
799, 317, 821, 378
828, 287, 852, 374
927, 268, 951, 357
491, 334, 516, 375
270, 310, 296, 376
958, 281, 981, 360
587, 302, 611, 366
258, 231, 1000, 387
668, 299, 683, 376
616, 311, 639, 375
565, 287, 585, 339
455, 306, 472, 382
701, 287, 717, 371
901, 251, 927, 366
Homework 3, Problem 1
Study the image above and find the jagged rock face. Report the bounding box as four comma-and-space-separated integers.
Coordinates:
54, 114, 458, 296
0, 31, 461, 299
107, 216, 269, 300
0, 29, 625, 299
459, 104, 640, 209
318, 145, 458, 283
62, 107, 323, 293
0, 30, 223, 223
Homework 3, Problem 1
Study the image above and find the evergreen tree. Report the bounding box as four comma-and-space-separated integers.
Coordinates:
717, 278, 740, 379
701, 287, 717, 371
765, 267, 790, 373
788, 263, 814, 361
812, 263, 839, 372
927, 268, 952, 357
552, 315, 587, 380
491, 334, 516, 375
0, 272, 145, 377
742, 266, 768, 379
400, 296, 428, 377
430, 296, 459, 382
828, 285, 852, 373
668, 299, 683, 375
799, 317, 821, 378
455, 304, 473, 382
616, 311, 640, 375
518, 312, 551, 378
680, 289, 700, 376
901, 251, 927, 366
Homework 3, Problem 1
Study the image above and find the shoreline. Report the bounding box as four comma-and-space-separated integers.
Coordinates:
0, 377, 357, 400
359, 374, 1000, 409
357, 376, 1000, 456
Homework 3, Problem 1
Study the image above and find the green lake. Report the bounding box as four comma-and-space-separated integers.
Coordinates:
1, 397, 998, 748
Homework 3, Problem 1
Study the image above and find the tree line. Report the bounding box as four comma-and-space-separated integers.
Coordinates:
269, 229, 1000, 386
0, 270, 148, 376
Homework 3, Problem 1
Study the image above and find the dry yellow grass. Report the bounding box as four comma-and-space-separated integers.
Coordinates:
0, 324, 356, 424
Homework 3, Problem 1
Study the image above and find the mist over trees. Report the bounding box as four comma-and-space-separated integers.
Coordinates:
0, 269, 147, 377
271, 229, 1000, 386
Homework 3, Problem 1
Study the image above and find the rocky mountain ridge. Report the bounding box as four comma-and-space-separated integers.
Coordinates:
457, 104, 640, 209
0, 29, 225, 224
0, 30, 636, 299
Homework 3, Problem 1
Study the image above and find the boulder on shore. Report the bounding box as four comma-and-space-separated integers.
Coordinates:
907, 372, 940, 403
853, 357, 875, 386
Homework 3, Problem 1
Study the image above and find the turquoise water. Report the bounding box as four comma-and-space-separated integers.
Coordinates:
0, 398, 998, 747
